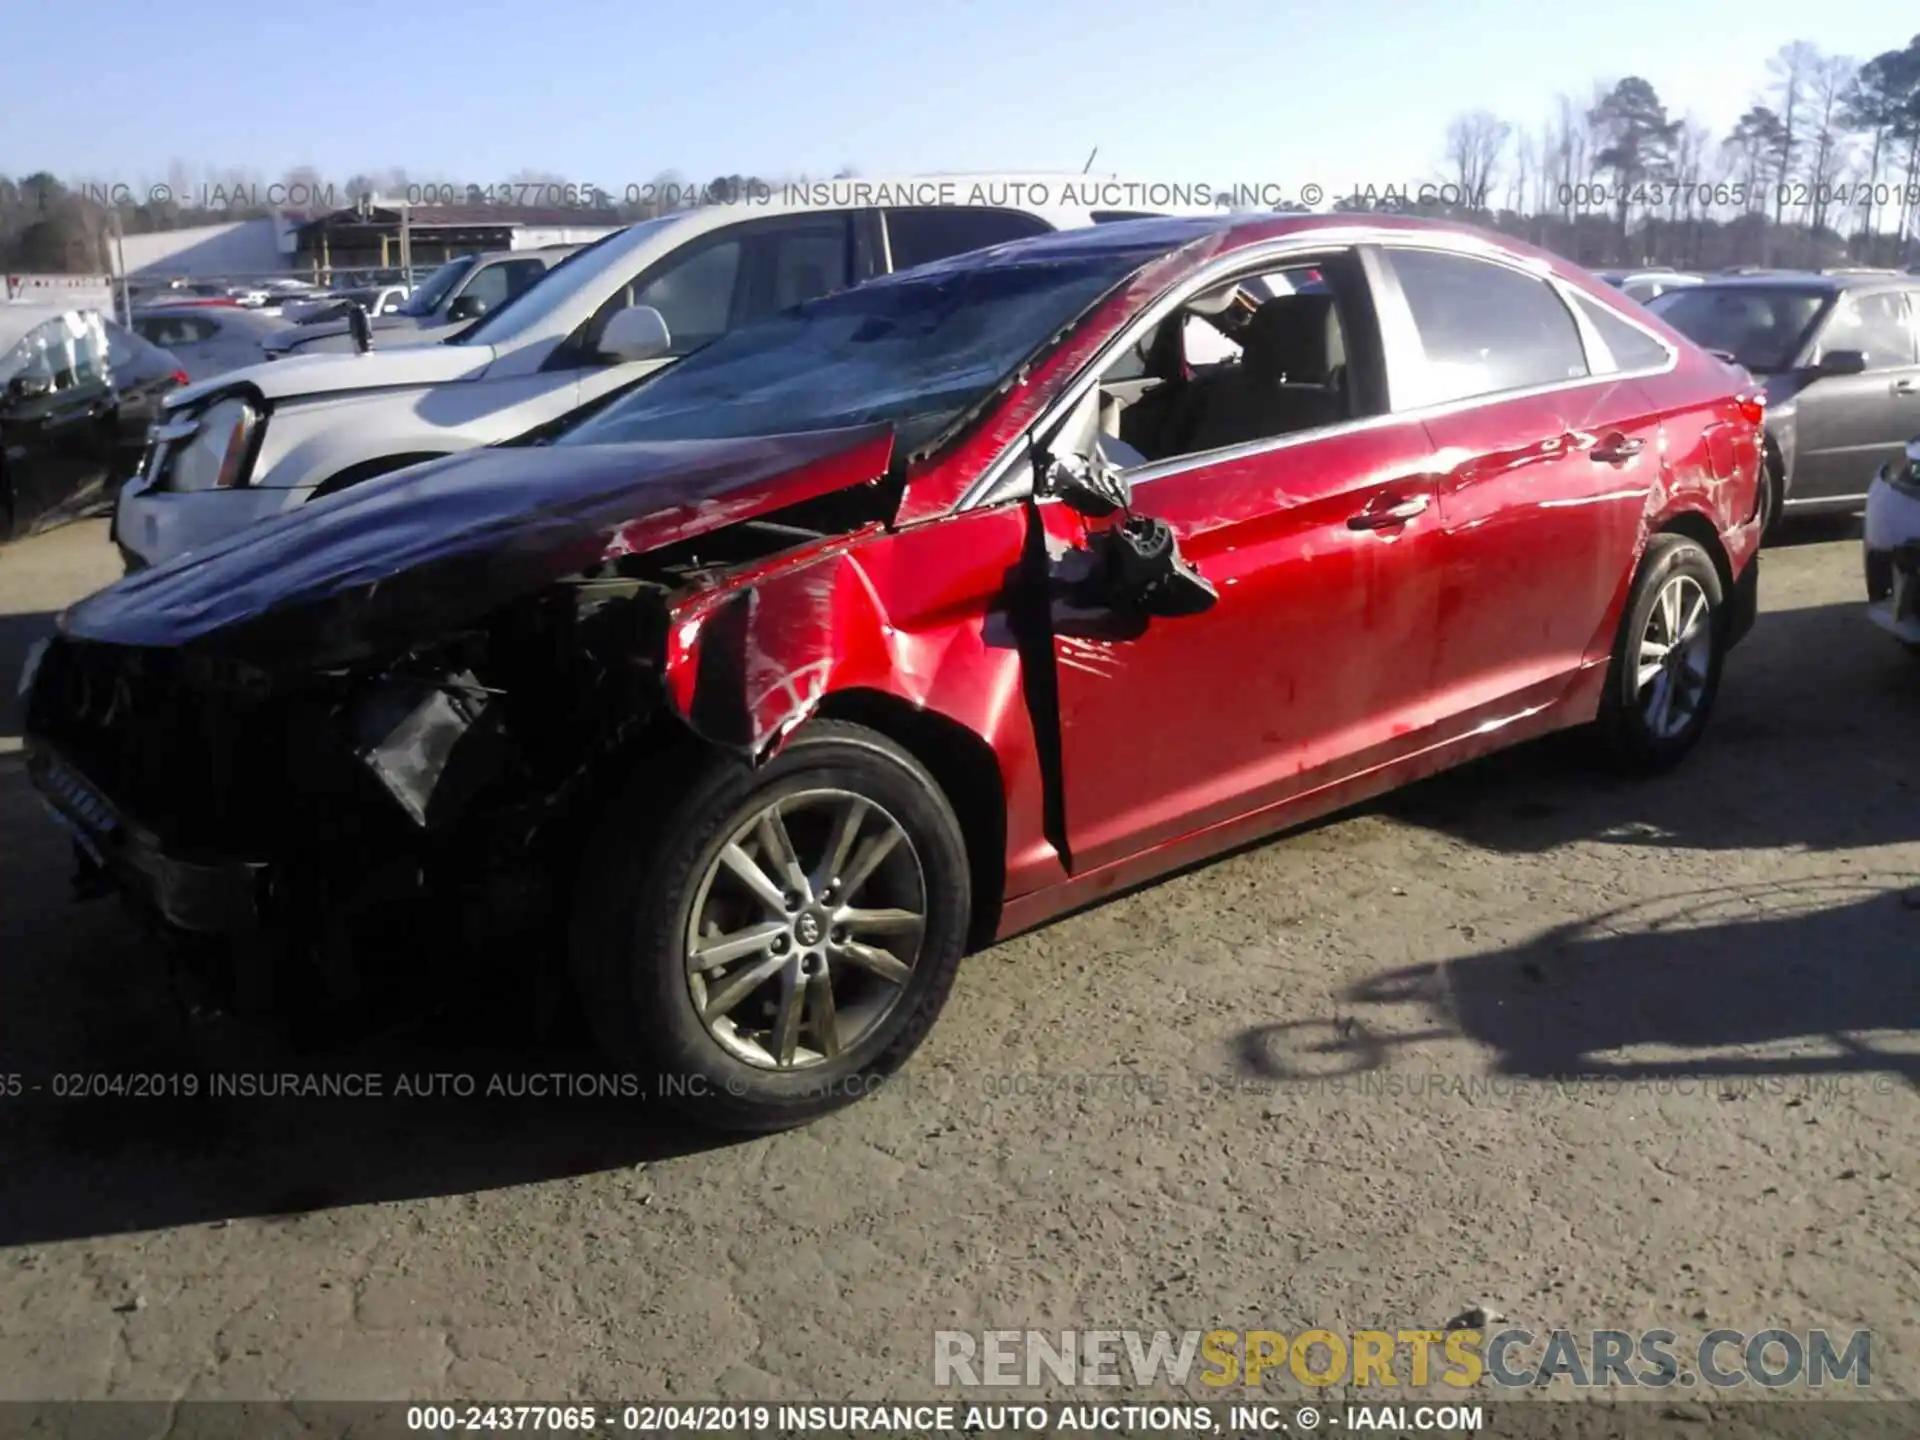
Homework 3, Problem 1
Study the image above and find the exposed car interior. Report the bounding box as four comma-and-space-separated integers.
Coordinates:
1051, 253, 1379, 475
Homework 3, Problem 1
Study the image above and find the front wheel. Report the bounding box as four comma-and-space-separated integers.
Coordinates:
1593, 534, 1727, 773
570, 721, 973, 1132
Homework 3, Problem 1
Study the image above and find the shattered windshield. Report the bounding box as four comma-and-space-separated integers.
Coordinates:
553, 249, 1150, 456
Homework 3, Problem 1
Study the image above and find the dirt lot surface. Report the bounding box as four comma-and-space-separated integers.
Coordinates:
0, 518, 1915, 1405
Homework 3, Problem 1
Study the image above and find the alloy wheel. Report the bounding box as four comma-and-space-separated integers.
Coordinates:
1635, 572, 1713, 740
683, 788, 927, 1070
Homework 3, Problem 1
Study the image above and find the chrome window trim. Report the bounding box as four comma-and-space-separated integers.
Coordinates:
958, 227, 1384, 510
957, 228, 1682, 513
1554, 278, 1682, 377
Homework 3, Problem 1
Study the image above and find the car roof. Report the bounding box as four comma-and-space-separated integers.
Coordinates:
858, 210, 1573, 277
135, 304, 286, 331
1686, 269, 1916, 293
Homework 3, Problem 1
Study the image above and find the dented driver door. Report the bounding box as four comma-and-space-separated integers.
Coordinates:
1034, 417, 1445, 879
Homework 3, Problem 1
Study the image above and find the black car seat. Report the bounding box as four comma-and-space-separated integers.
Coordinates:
1175, 293, 1348, 454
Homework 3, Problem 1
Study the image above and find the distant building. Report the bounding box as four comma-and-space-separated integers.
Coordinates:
112, 215, 306, 279
292, 201, 626, 273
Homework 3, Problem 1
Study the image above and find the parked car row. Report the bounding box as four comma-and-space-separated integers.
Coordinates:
20, 196, 1775, 1133
260, 248, 583, 358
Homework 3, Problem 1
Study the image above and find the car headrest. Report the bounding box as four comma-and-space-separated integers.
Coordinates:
1242, 293, 1337, 384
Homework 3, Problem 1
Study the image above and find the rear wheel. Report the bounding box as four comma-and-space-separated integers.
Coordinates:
1594, 534, 1726, 773
570, 721, 972, 1132
1757, 449, 1785, 540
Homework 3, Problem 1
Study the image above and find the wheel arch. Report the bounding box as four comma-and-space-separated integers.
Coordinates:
1653, 506, 1735, 606
811, 688, 1007, 952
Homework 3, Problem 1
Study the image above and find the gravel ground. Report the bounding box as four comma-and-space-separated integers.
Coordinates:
0, 518, 1914, 1405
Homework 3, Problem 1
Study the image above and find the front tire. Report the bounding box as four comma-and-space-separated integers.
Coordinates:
1594, 534, 1726, 773
570, 720, 972, 1132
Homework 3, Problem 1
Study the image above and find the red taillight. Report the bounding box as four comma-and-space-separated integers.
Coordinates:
1737, 393, 1766, 427
170, 370, 189, 386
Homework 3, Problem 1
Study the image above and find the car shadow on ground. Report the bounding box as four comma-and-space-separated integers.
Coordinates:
0, 611, 59, 743
0, 1006, 748, 1248
1373, 596, 1920, 857
0, 761, 746, 1247
1233, 876, 1920, 1093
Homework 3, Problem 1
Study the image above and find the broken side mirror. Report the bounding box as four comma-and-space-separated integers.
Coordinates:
1815, 348, 1867, 377
1043, 450, 1131, 518
1093, 516, 1218, 618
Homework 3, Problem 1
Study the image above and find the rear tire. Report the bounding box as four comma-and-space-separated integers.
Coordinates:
569, 720, 972, 1132
1757, 452, 1784, 541
1593, 534, 1726, 773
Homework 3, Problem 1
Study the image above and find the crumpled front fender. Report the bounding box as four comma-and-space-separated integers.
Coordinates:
654, 502, 1067, 900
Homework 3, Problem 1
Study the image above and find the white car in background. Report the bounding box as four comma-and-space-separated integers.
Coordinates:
1864, 436, 1920, 649
113, 176, 1219, 571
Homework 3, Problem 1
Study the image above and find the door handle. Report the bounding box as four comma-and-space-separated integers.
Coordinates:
1348, 493, 1431, 530
1591, 434, 1645, 464
1893, 378, 1919, 396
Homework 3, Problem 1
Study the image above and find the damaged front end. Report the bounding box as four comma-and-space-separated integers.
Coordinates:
22, 424, 901, 1034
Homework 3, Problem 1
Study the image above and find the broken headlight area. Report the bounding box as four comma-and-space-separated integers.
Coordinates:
23, 573, 680, 1035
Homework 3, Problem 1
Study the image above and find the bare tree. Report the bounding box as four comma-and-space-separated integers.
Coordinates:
1508, 126, 1536, 225
1444, 110, 1511, 209
1573, 80, 1612, 220
1543, 98, 1577, 220
1800, 54, 1858, 238
1723, 106, 1786, 215
1766, 41, 1820, 230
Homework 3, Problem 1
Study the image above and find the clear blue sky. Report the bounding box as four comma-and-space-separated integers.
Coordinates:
3, 0, 1909, 197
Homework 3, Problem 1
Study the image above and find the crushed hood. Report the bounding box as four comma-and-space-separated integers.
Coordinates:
60, 424, 896, 669
166, 339, 496, 407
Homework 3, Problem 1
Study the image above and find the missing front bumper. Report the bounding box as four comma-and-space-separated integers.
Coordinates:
26, 742, 267, 934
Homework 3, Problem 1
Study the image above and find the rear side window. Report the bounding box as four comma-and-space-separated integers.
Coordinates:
885, 206, 1053, 272
1815, 290, 1917, 370
1572, 294, 1672, 373
134, 315, 215, 347
1388, 247, 1589, 406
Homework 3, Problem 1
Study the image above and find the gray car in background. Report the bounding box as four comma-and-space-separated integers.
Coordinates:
1650, 272, 1920, 533
264, 249, 573, 357
1595, 268, 1705, 303
129, 305, 288, 384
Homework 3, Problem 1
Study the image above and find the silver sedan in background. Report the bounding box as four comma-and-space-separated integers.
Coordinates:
129, 305, 288, 383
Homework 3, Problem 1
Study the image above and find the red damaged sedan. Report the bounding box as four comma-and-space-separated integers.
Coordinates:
21, 214, 1763, 1129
